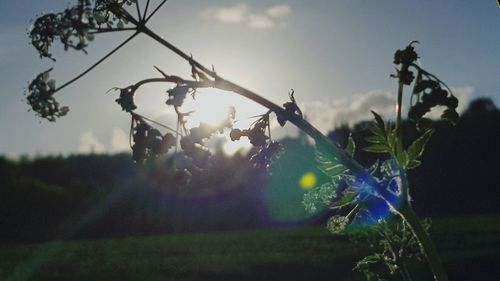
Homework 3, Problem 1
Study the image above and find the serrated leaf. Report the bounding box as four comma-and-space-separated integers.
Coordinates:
385, 120, 392, 136
319, 164, 347, 177
396, 150, 408, 167
315, 147, 347, 178
371, 110, 386, 135
365, 135, 385, 144
406, 159, 421, 170
331, 189, 358, 208
364, 144, 391, 153
407, 129, 434, 165
368, 124, 384, 138
346, 134, 355, 158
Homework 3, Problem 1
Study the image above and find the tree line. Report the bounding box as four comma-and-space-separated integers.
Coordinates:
1, 98, 498, 242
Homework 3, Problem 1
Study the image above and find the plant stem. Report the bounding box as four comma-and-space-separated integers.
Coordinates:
135, 22, 448, 281
55, 32, 139, 93
395, 80, 404, 152
135, 0, 142, 21
138, 26, 368, 174
140, 25, 216, 77
142, 0, 151, 20
400, 261, 413, 281
398, 205, 449, 281
144, 0, 168, 23
379, 229, 412, 281
396, 81, 403, 134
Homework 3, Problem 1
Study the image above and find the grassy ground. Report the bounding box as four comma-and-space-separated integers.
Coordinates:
1, 215, 499, 281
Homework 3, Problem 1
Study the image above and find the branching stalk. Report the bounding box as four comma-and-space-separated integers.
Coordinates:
55, 32, 139, 93
135, 21, 450, 281
31, 4, 450, 280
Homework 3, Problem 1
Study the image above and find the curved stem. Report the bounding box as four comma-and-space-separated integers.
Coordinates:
131, 112, 177, 134
410, 63, 453, 94
397, 205, 448, 281
131, 75, 365, 176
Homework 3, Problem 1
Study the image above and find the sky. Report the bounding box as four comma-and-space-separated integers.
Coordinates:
0, 0, 499, 157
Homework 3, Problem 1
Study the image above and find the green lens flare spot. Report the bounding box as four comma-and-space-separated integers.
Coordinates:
299, 172, 317, 190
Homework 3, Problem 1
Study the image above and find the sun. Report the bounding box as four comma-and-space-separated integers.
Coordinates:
181, 88, 267, 154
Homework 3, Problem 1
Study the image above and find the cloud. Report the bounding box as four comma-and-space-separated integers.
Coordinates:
266, 4, 292, 18
212, 3, 248, 23
301, 90, 396, 134
110, 127, 130, 153
277, 85, 475, 138
452, 86, 474, 113
247, 14, 275, 29
77, 131, 106, 154
201, 3, 292, 29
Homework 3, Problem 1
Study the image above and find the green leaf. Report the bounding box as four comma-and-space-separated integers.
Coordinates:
365, 135, 385, 144
371, 110, 386, 135
331, 189, 358, 208
368, 124, 384, 138
319, 164, 347, 177
346, 134, 355, 158
407, 129, 434, 165
396, 150, 408, 167
315, 147, 347, 178
406, 159, 421, 170
363, 144, 391, 153
385, 120, 392, 136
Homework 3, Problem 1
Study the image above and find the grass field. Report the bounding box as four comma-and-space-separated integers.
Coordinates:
1, 215, 499, 281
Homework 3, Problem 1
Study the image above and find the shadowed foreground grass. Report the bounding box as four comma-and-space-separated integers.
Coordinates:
1, 215, 499, 281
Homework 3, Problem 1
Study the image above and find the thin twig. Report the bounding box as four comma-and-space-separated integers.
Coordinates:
115, 5, 140, 26
142, 0, 151, 20
88, 27, 136, 35
92, 27, 135, 32
131, 112, 178, 134
141, 25, 216, 77
145, 0, 168, 23
410, 63, 453, 95
54, 32, 139, 93
135, 0, 142, 21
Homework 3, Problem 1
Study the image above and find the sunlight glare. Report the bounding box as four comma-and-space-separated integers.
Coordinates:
179, 88, 266, 154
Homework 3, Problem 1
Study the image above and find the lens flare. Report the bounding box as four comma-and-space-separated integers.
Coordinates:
263, 143, 326, 224
299, 172, 317, 190
347, 172, 403, 230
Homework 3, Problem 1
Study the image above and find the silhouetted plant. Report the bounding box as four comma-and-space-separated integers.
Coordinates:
26, 1, 456, 280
